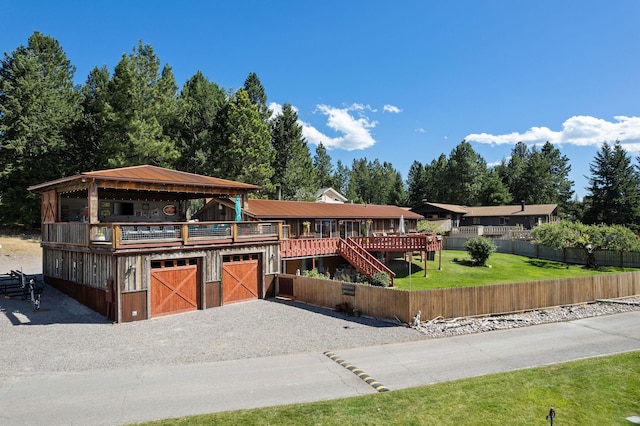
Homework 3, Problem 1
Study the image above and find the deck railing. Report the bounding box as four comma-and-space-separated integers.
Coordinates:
350, 233, 442, 252
41, 221, 282, 249
450, 225, 531, 239
338, 238, 395, 284
280, 237, 340, 258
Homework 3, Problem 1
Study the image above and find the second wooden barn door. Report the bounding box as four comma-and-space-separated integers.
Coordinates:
222, 254, 260, 304
151, 259, 199, 317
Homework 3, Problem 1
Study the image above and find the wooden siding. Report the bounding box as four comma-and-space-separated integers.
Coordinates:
280, 271, 640, 324
43, 247, 112, 290
43, 223, 88, 245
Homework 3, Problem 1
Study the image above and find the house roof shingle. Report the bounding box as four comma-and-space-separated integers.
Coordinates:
413, 202, 558, 218
461, 204, 558, 217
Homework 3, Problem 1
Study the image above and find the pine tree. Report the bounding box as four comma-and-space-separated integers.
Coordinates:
332, 160, 351, 197
243, 72, 271, 123
271, 103, 316, 200
0, 32, 81, 225
313, 143, 334, 189
444, 140, 487, 205
106, 41, 179, 167
68, 65, 113, 172
406, 161, 426, 207
176, 71, 226, 175
584, 142, 640, 226
214, 89, 274, 193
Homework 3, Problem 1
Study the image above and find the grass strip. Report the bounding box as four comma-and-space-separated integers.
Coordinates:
134, 351, 640, 426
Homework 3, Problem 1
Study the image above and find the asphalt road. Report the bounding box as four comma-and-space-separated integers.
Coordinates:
2, 311, 639, 426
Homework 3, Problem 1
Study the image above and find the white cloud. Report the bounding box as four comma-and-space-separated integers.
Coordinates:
268, 102, 298, 121
301, 104, 378, 151
268, 102, 283, 119
270, 102, 400, 151
415, 128, 425, 133
465, 116, 640, 151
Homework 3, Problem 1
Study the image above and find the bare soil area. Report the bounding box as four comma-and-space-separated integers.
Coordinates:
0, 234, 42, 274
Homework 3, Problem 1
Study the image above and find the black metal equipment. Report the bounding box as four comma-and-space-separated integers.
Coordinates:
0, 270, 43, 310
546, 407, 555, 425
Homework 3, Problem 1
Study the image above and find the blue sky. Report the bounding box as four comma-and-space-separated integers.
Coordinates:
3, 1, 640, 200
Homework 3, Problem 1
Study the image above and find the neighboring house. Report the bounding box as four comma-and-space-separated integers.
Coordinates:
411, 202, 467, 228
412, 202, 558, 230
315, 187, 348, 203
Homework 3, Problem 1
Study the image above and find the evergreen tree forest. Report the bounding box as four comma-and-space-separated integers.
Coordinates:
2, 33, 640, 229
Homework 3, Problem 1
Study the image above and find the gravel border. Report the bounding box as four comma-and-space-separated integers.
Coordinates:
414, 297, 640, 338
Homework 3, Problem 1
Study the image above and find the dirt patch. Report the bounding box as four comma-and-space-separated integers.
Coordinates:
0, 234, 42, 256
0, 234, 42, 274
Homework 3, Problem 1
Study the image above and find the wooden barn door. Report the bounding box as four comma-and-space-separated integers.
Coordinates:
222, 254, 260, 304
151, 258, 200, 317
42, 190, 57, 223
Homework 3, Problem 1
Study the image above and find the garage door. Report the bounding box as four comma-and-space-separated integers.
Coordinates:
222, 254, 260, 304
151, 259, 199, 317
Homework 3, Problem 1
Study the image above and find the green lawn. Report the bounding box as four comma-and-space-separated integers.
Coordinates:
390, 250, 636, 290
133, 351, 640, 425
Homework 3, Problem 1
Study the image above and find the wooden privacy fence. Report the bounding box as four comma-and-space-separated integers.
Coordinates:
277, 272, 640, 324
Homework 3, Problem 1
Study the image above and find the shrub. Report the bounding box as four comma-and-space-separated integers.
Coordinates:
369, 272, 391, 287
464, 236, 497, 266
301, 268, 330, 279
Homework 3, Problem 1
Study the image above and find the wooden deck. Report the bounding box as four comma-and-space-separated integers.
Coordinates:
42, 221, 282, 250
280, 234, 441, 259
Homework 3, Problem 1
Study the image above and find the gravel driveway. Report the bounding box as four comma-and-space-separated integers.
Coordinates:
0, 278, 425, 376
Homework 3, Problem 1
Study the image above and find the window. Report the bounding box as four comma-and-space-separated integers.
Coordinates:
473, 217, 481, 225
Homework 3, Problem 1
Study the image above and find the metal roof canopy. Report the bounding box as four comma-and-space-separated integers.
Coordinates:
28, 165, 260, 199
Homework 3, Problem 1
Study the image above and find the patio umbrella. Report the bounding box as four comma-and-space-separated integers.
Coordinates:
235, 195, 242, 222
399, 214, 406, 235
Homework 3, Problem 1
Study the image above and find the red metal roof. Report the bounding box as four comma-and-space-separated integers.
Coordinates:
28, 165, 259, 192
244, 199, 424, 220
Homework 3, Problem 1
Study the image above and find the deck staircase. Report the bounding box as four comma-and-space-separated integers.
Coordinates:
337, 238, 395, 285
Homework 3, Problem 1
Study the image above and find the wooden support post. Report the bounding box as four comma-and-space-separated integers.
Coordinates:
424, 250, 427, 277
182, 223, 189, 245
